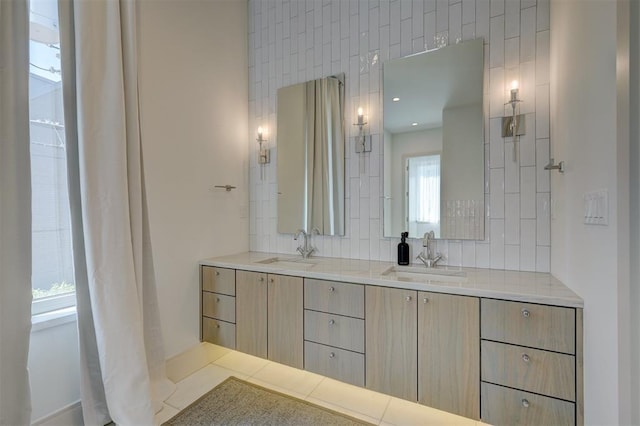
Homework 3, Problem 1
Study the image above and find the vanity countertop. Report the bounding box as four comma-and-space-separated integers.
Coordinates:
200, 252, 583, 308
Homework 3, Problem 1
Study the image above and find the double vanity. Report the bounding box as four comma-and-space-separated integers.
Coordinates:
199, 252, 583, 426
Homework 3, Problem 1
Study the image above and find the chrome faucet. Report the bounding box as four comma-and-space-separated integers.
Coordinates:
294, 228, 319, 258
416, 231, 442, 268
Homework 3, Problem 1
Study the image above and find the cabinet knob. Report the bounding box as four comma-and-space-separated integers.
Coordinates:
216, 297, 220, 302
521, 308, 530, 318
270, 278, 274, 283
329, 286, 335, 292
522, 353, 530, 363
406, 295, 412, 302
329, 319, 335, 326
521, 399, 530, 408
259, 277, 264, 282
215, 271, 220, 276
216, 324, 220, 329
423, 297, 429, 304
329, 352, 336, 358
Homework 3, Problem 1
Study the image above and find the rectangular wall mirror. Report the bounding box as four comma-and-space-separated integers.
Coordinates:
276, 74, 345, 236
382, 39, 485, 240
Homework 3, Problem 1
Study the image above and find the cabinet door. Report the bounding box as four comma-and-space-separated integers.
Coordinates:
365, 286, 418, 401
268, 274, 303, 368
418, 292, 480, 419
236, 270, 268, 358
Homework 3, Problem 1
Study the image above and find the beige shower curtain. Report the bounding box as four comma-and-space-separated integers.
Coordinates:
0, 1, 33, 424
59, 0, 173, 424
304, 77, 345, 235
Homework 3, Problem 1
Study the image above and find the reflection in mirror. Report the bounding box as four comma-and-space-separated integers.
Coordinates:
277, 74, 345, 236
383, 39, 484, 240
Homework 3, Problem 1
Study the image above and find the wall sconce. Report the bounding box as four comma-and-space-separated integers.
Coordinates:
257, 126, 270, 164
502, 80, 526, 138
354, 107, 371, 153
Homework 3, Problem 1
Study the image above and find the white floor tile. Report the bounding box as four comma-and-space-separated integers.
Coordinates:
164, 364, 247, 410
245, 377, 309, 401
249, 361, 324, 397
309, 377, 391, 420
203, 342, 231, 363
305, 396, 382, 425
154, 404, 179, 425
212, 350, 270, 376
382, 397, 477, 426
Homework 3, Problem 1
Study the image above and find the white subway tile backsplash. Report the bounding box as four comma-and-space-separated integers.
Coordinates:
536, 245, 550, 272
536, 0, 550, 31
490, 0, 504, 17
489, 15, 504, 68
504, 244, 520, 270
520, 166, 536, 218
504, 142, 520, 193
536, 192, 550, 246
462, 0, 476, 24
504, 193, 520, 244
536, 138, 550, 192
520, 218, 536, 271
490, 168, 505, 219
248, 0, 549, 272
490, 219, 505, 268
520, 6, 536, 62
535, 84, 549, 138
504, 37, 520, 69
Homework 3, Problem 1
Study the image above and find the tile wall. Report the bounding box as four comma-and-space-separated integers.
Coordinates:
248, 0, 551, 272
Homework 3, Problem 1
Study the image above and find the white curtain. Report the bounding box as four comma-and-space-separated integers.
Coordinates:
0, 1, 33, 424
58, 0, 173, 424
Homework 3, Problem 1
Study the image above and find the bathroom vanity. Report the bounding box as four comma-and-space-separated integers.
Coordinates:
199, 252, 583, 426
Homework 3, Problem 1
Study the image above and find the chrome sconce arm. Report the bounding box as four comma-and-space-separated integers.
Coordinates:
353, 107, 371, 153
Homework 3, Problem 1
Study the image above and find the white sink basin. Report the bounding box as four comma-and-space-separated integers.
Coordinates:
381, 265, 468, 283
255, 257, 317, 269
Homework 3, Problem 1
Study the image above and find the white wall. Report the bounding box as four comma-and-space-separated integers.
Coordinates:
248, 0, 553, 272
138, 0, 249, 359
28, 320, 81, 423
550, 0, 631, 423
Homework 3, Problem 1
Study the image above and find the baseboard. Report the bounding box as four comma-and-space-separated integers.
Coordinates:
165, 342, 231, 383
32, 400, 83, 426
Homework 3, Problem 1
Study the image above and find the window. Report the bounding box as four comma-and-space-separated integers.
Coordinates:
29, 0, 75, 316
406, 154, 441, 236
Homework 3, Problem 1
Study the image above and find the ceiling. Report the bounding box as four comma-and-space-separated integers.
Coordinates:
383, 39, 484, 134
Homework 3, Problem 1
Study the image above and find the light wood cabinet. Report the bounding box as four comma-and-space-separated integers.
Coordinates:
304, 341, 365, 387
365, 286, 418, 401
480, 298, 580, 426
200, 263, 583, 425
418, 292, 480, 420
235, 270, 268, 358
201, 266, 236, 349
268, 274, 303, 369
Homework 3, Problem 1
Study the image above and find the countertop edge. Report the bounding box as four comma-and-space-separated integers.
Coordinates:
199, 252, 584, 308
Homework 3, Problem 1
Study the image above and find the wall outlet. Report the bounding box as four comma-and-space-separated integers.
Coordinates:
583, 190, 608, 225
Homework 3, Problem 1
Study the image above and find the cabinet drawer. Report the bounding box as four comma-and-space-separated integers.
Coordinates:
304, 341, 364, 387
481, 382, 574, 426
481, 299, 575, 354
481, 340, 575, 401
304, 310, 364, 353
202, 266, 235, 296
304, 279, 364, 318
202, 317, 236, 349
202, 292, 236, 323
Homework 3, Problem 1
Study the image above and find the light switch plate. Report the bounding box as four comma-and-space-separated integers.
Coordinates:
584, 190, 608, 225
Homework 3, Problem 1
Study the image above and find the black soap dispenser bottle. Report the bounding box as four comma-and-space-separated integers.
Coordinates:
397, 232, 410, 265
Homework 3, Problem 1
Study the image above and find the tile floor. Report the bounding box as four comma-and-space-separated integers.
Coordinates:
155, 345, 486, 425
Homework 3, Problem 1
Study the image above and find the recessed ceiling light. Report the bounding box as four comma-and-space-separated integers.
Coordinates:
412, 122, 418, 126
392, 97, 400, 102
